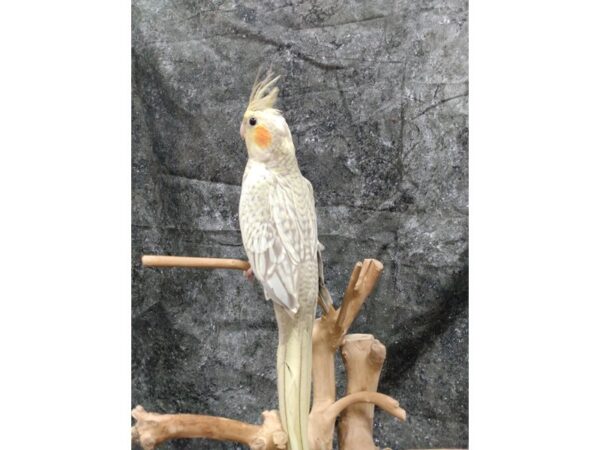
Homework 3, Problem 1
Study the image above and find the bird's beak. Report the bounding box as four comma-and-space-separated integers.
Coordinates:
240, 122, 246, 140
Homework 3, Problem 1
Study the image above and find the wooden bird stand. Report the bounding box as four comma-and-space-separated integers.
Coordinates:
132, 255, 406, 450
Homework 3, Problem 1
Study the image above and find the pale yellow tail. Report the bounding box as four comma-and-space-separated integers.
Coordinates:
274, 305, 313, 450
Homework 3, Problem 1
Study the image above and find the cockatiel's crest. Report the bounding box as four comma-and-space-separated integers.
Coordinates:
246, 69, 281, 114
240, 69, 295, 160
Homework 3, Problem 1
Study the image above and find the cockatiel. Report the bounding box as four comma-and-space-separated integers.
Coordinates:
238, 70, 318, 450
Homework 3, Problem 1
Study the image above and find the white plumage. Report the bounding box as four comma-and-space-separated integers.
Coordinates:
241, 161, 317, 314
238, 71, 318, 450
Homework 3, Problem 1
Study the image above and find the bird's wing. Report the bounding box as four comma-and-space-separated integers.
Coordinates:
242, 176, 317, 314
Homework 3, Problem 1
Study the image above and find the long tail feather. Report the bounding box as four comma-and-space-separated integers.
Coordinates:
274, 304, 313, 450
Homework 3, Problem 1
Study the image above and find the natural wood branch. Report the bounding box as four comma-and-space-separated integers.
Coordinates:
309, 389, 405, 450
333, 259, 383, 347
136, 257, 405, 450
309, 260, 404, 450
310, 335, 405, 450
131, 406, 287, 450
142, 255, 250, 271
328, 391, 406, 421
338, 334, 390, 450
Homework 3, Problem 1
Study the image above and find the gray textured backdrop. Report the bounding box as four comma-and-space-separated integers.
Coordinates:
132, 1, 468, 449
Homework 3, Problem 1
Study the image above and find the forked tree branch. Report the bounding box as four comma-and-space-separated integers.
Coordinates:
332, 259, 384, 347
309, 259, 405, 450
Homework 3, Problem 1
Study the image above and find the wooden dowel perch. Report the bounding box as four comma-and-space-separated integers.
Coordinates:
142, 255, 250, 271
132, 256, 407, 450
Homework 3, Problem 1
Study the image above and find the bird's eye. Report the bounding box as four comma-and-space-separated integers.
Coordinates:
249, 117, 257, 126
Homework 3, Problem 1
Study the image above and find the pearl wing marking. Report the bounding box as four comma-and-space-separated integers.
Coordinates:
240, 168, 317, 314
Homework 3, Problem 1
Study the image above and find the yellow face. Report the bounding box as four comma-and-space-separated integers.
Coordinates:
240, 107, 293, 163
240, 112, 272, 150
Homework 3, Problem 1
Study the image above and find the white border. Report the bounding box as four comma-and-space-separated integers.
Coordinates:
471, 1, 600, 448
1, 2, 131, 448
1, 1, 599, 448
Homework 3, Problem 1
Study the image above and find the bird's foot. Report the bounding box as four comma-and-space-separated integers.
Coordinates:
243, 268, 254, 282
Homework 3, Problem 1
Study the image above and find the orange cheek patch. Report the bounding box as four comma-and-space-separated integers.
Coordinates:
254, 125, 272, 149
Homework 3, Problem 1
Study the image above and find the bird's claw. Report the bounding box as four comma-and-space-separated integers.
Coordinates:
243, 268, 254, 282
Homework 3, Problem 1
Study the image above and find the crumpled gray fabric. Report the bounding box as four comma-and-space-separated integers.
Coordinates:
132, 1, 468, 448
